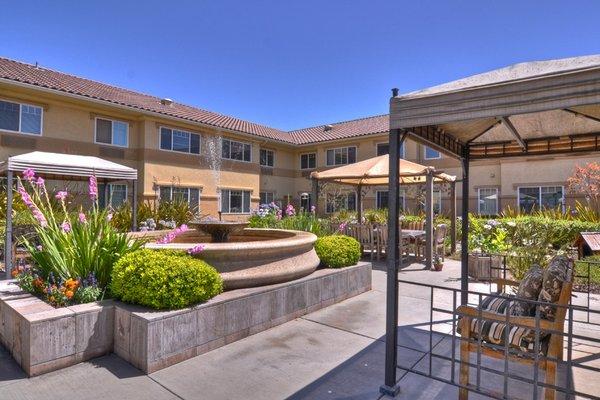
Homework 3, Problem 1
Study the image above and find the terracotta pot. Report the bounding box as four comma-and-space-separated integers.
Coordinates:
433, 263, 444, 271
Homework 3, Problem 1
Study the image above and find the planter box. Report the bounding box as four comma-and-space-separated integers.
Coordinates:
468, 253, 503, 281
0, 262, 371, 376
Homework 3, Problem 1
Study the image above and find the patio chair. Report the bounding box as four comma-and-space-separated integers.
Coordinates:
434, 223, 447, 260
352, 224, 376, 261
456, 255, 574, 400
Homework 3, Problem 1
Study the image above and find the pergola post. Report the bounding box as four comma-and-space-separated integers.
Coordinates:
131, 180, 138, 232
450, 180, 457, 253
311, 178, 319, 215
4, 170, 13, 279
356, 184, 362, 223
380, 128, 404, 397
460, 153, 470, 305
425, 170, 433, 269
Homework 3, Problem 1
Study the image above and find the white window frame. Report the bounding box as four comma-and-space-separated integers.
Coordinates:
158, 126, 201, 155
108, 184, 128, 208
326, 146, 357, 166
423, 146, 441, 160
0, 99, 44, 136
221, 138, 252, 162
517, 185, 565, 212
376, 142, 405, 158
94, 117, 129, 148
159, 186, 200, 210
259, 148, 274, 167
259, 191, 275, 205
300, 152, 317, 170
477, 188, 499, 215
220, 189, 252, 214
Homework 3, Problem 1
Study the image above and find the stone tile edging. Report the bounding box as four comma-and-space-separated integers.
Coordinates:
0, 262, 372, 376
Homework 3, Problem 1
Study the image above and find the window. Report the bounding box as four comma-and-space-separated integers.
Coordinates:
95, 118, 128, 147
259, 191, 275, 205
518, 186, 564, 213
221, 190, 251, 213
108, 184, 127, 208
424, 146, 441, 160
300, 153, 316, 169
160, 127, 200, 154
260, 149, 274, 167
159, 186, 200, 211
0, 100, 42, 134
377, 190, 406, 211
478, 188, 498, 215
376, 142, 405, 158
326, 192, 357, 213
433, 190, 442, 214
222, 139, 251, 162
326, 147, 356, 166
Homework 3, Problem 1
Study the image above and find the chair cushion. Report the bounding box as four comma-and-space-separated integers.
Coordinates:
537, 255, 571, 320
459, 294, 550, 355
511, 265, 544, 317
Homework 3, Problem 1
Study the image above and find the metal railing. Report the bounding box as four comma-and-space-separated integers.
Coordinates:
394, 279, 600, 399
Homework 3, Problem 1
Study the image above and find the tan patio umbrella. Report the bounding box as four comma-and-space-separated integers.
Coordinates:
310, 154, 455, 186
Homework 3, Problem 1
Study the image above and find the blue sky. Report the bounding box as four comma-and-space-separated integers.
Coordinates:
2, 1, 600, 131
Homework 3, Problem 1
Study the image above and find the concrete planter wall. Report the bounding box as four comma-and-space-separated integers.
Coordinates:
0, 262, 371, 376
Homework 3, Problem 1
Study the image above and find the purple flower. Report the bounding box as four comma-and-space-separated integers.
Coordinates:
61, 221, 71, 233
107, 213, 113, 221
310, 205, 316, 213
276, 209, 282, 220
89, 175, 98, 200
338, 222, 348, 232
36, 245, 43, 251
285, 204, 295, 217
187, 244, 205, 255
55, 191, 68, 201
78, 213, 87, 223
22, 168, 35, 182
35, 177, 45, 187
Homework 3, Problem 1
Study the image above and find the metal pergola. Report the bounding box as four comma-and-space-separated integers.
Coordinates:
381, 55, 600, 396
0, 151, 139, 279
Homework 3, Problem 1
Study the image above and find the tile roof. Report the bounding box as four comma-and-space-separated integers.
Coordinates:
0, 57, 390, 145
289, 114, 389, 145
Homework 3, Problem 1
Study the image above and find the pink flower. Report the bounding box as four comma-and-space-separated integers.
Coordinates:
156, 224, 189, 244
36, 245, 43, 251
22, 168, 35, 182
285, 204, 295, 217
107, 213, 113, 221
276, 209, 282, 220
35, 177, 45, 187
18, 183, 47, 227
338, 222, 348, 232
310, 205, 316, 213
187, 244, 205, 255
61, 221, 71, 233
88, 175, 98, 200
55, 191, 68, 201
78, 213, 87, 223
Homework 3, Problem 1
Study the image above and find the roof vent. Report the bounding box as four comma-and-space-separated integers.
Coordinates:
160, 98, 173, 106
324, 124, 333, 132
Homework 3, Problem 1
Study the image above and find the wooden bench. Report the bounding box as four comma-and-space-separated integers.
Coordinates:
457, 267, 573, 400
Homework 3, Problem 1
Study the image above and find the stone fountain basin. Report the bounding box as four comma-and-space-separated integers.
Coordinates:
141, 229, 320, 290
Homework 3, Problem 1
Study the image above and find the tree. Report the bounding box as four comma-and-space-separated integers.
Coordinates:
567, 162, 600, 210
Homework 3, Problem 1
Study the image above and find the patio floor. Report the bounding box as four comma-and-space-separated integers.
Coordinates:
1, 259, 599, 399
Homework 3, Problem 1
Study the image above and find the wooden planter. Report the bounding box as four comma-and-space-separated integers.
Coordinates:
468, 253, 503, 281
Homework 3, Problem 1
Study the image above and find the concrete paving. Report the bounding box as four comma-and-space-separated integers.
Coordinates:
1, 259, 599, 399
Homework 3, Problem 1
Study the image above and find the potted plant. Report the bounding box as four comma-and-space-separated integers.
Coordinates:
432, 252, 444, 271
468, 217, 510, 280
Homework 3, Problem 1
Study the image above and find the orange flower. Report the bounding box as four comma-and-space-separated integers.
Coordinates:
65, 290, 74, 299
11, 269, 19, 278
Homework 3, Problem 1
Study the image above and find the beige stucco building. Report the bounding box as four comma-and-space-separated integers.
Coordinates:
0, 57, 595, 220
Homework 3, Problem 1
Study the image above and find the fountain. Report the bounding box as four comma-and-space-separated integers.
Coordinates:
139, 133, 320, 289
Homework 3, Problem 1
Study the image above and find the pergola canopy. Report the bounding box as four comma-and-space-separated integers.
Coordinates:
0, 151, 138, 180
310, 154, 455, 186
390, 55, 600, 160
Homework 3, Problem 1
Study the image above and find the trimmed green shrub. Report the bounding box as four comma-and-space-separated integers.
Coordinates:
315, 235, 361, 268
111, 249, 223, 309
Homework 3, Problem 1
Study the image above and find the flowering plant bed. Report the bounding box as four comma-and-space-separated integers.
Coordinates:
10, 168, 145, 307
